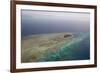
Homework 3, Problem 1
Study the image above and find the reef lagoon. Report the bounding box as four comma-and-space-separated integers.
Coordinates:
21, 32, 90, 63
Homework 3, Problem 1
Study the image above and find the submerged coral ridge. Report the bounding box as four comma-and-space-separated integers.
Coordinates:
21, 33, 90, 63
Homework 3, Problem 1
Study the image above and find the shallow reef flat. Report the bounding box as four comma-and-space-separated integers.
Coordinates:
21, 32, 90, 63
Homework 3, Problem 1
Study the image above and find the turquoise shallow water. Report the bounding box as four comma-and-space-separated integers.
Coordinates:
36, 33, 90, 62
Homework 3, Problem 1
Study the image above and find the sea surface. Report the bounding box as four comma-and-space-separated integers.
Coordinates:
21, 10, 90, 63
